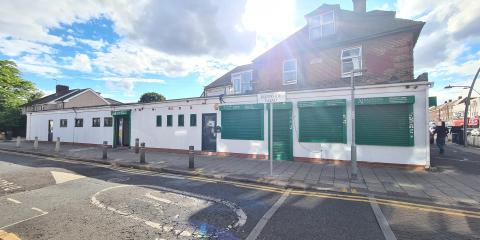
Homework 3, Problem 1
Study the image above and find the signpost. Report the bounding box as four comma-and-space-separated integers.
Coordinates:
257, 92, 286, 176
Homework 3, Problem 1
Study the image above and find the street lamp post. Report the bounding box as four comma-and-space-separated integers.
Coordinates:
444, 66, 480, 147
350, 66, 366, 180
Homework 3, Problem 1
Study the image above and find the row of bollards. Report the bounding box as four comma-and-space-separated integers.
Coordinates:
21, 136, 195, 169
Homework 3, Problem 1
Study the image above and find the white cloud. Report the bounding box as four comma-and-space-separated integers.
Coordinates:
76, 38, 106, 50
96, 76, 166, 84
0, 38, 52, 56
70, 53, 92, 72
15, 54, 60, 76
395, 0, 480, 104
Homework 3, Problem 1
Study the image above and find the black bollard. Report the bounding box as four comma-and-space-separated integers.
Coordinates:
189, 146, 194, 169
140, 142, 146, 164
102, 141, 108, 160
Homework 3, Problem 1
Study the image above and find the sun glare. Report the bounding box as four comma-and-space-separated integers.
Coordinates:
242, 0, 296, 40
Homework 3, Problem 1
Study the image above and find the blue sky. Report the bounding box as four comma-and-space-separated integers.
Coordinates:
0, 0, 478, 103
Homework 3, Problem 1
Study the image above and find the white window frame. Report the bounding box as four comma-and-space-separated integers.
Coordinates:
282, 59, 298, 85
309, 10, 335, 40
231, 70, 253, 94
341, 46, 363, 78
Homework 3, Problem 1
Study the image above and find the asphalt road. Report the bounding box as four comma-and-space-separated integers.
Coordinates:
0, 151, 479, 240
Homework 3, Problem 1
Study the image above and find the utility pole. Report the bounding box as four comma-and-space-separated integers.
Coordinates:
350, 58, 366, 180
463, 67, 480, 147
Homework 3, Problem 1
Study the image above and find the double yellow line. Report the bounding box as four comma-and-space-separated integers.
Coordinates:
187, 175, 480, 219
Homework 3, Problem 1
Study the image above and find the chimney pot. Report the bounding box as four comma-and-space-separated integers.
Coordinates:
55, 85, 69, 94
352, 0, 366, 13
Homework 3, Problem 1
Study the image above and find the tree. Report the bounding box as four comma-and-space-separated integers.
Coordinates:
0, 60, 42, 133
138, 92, 166, 103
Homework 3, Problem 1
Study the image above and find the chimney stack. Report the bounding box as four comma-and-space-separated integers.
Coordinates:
352, 0, 366, 13
56, 85, 69, 94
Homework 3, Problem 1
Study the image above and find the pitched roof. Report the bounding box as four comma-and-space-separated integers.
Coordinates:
105, 98, 122, 105
204, 64, 252, 89
254, 7, 424, 61
23, 89, 85, 107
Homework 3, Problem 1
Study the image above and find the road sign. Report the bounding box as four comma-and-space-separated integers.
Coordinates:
257, 92, 286, 103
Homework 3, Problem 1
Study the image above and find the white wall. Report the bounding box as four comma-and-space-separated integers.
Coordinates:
26, 83, 429, 166
27, 107, 113, 145
286, 84, 429, 166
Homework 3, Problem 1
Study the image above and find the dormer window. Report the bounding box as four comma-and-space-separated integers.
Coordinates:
232, 70, 253, 94
309, 11, 335, 40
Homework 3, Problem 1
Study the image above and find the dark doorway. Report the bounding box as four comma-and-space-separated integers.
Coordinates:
47, 120, 53, 142
114, 116, 130, 147
202, 113, 217, 152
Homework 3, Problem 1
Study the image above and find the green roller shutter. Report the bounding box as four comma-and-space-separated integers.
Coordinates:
355, 96, 414, 146
272, 107, 293, 160
298, 99, 346, 143
221, 104, 264, 140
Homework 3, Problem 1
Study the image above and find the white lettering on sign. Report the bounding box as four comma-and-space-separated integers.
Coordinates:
257, 92, 286, 103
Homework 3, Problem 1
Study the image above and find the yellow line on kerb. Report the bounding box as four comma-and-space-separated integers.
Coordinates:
186, 175, 480, 219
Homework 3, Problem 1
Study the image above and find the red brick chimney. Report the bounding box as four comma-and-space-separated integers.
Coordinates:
352, 0, 366, 13
56, 85, 69, 94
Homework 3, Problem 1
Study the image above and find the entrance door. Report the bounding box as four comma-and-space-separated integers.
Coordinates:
48, 120, 53, 142
272, 108, 293, 161
202, 113, 217, 151
114, 116, 130, 147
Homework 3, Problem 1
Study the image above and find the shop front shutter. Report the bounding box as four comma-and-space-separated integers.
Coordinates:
355, 96, 414, 146
298, 99, 346, 143
220, 104, 264, 140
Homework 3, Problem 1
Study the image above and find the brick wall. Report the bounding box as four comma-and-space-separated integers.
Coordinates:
254, 31, 416, 92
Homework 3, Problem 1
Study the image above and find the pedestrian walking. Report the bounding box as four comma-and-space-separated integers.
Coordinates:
434, 121, 449, 154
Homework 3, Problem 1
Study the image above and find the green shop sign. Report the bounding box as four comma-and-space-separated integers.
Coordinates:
219, 104, 264, 111
355, 96, 415, 105
298, 99, 346, 108
111, 109, 131, 116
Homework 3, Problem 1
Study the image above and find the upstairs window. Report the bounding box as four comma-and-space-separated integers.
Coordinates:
167, 115, 173, 127
341, 46, 362, 78
232, 70, 253, 94
309, 11, 335, 40
283, 59, 297, 85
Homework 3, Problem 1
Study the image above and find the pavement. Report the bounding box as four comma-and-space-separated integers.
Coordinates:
1, 151, 480, 239
1, 140, 480, 209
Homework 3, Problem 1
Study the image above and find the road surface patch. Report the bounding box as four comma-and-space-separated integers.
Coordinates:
91, 184, 247, 239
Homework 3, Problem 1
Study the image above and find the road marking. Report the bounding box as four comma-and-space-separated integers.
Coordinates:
369, 195, 397, 240
6, 198, 21, 204
0, 207, 48, 230
246, 189, 291, 240
31, 207, 48, 215
145, 192, 173, 204
3, 149, 479, 219
91, 185, 247, 236
0, 230, 21, 240
0, 178, 22, 192
50, 171, 85, 184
